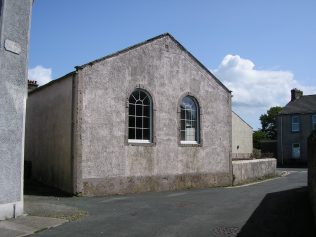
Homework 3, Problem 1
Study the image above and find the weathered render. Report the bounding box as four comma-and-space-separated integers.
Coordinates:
0, 0, 33, 219
277, 89, 316, 164
231, 111, 253, 159
25, 74, 74, 193
232, 158, 276, 185
26, 34, 233, 196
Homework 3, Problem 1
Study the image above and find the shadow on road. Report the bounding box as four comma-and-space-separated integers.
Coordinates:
24, 179, 72, 197
237, 187, 315, 237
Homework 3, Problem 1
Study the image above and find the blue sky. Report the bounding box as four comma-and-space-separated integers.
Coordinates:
29, 0, 316, 129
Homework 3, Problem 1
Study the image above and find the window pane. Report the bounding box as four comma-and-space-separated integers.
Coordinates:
292, 116, 299, 123
129, 104, 135, 116
143, 117, 150, 129
143, 129, 150, 140
185, 119, 192, 128
312, 115, 316, 123
185, 128, 195, 141
180, 119, 185, 130
136, 117, 142, 128
136, 105, 142, 116
292, 144, 300, 158
143, 97, 150, 105
191, 103, 197, 111
128, 116, 135, 128
192, 120, 197, 129
128, 128, 135, 139
180, 108, 185, 120
143, 105, 150, 117
136, 129, 142, 139
182, 96, 193, 107
191, 110, 197, 120
292, 123, 299, 132
185, 110, 191, 121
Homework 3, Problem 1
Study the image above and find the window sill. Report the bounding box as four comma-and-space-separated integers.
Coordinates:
180, 141, 198, 144
179, 140, 201, 147
127, 139, 154, 146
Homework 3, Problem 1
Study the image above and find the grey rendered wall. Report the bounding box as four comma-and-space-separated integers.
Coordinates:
232, 158, 276, 185
278, 114, 314, 164
0, 0, 32, 219
25, 76, 73, 193
232, 112, 253, 159
76, 35, 232, 196
307, 130, 316, 225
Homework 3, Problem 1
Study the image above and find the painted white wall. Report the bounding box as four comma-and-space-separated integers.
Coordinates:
232, 111, 253, 159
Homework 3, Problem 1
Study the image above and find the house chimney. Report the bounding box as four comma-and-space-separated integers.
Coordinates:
28, 80, 38, 92
291, 88, 303, 101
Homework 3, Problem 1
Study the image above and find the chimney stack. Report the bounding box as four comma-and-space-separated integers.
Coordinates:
28, 80, 38, 92
291, 88, 303, 101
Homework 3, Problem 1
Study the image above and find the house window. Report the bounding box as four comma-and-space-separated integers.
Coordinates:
291, 116, 300, 132
180, 96, 200, 144
312, 115, 316, 130
292, 143, 300, 159
128, 89, 152, 143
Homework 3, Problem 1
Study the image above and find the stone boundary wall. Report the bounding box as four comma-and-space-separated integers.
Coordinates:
308, 130, 316, 225
232, 158, 277, 186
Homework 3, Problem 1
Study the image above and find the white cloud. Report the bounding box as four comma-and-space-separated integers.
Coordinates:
28, 65, 52, 86
213, 55, 316, 129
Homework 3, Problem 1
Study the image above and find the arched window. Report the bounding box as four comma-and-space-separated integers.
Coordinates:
180, 96, 200, 144
128, 89, 152, 143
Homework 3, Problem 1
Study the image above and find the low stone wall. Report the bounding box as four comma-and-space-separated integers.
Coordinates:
232, 158, 277, 185
308, 130, 316, 225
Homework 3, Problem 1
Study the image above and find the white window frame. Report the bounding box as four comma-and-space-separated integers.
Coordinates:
291, 116, 300, 132
180, 96, 200, 145
292, 143, 300, 159
127, 89, 152, 144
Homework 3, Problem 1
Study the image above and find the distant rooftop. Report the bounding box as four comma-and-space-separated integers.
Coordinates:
280, 94, 316, 115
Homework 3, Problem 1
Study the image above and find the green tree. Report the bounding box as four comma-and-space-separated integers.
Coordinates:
253, 130, 266, 149
259, 106, 282, 140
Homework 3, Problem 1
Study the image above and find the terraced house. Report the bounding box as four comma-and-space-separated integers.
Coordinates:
25, 34, 233, 196
277, 89, 316, 165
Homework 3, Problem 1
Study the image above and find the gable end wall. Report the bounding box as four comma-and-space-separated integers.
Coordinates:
76, 35, 232, 196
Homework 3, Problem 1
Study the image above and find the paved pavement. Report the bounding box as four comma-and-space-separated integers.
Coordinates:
0, 216, 66, 237
1, 168, 315, 237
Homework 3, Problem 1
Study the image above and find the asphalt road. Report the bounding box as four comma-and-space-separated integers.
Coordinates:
29, 168, 315, 237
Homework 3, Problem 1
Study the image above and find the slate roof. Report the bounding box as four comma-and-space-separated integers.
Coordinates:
280, 94, 316, 115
